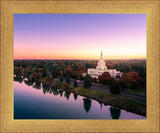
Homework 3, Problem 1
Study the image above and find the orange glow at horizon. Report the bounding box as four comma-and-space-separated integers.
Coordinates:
14, 45, 146, 60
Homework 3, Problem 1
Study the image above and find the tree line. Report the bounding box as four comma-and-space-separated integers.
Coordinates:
14, 59, 146, 94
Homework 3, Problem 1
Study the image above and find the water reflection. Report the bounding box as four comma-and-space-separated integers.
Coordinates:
110, 107, 121, 119
73, 94, 78, 101
14, 77, 23, 83
64, 92, 71, 100
51, 87, 59, 96
24, 80, 34, 86
83, 98, 92, 113
42, 84, 50, 94
33, 82, 41, 90
98, 101, 103, 110
14, 79, 146, 119
59, 90, 63, 97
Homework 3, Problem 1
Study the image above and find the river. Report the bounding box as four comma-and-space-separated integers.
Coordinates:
14, 79, 146, 119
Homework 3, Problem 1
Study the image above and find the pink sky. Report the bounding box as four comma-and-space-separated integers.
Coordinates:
14, 14, 146, 60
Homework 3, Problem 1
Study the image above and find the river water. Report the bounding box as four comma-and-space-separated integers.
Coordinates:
14, 79, 146, 119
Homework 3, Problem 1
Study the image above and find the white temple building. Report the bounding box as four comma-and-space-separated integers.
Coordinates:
83, 51, 123, 79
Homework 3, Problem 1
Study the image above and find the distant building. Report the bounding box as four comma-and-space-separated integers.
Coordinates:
83, 51, 123, 79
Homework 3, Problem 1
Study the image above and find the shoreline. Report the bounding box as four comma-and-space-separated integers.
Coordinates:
41, 80, 146, 117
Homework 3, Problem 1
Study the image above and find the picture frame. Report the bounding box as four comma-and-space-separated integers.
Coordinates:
0, 0, 159, 132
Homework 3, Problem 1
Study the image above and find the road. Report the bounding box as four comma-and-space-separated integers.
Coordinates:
68, 79, 146, 105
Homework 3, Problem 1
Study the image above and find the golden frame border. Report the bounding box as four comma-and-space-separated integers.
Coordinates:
0, 0, 159, 132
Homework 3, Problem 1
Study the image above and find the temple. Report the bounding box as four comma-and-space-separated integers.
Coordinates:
83, 51, 123, 79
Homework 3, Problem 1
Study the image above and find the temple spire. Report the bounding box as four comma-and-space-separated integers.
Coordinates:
101, 50, 103, 59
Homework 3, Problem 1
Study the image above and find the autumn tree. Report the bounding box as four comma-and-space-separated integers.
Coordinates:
63, 67, 72, 77
98, 72, 112, 85
23, 67, 32, 79
63, 82, 70, 91
14, 67, 23, 78
120, 71, 143, 90
32, 73, 41, 82
45, 75, 53, 84
71, 70, 82, 79
52, 70, 61, 79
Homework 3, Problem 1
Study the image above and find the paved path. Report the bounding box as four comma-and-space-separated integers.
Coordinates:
69, 79, 146, 105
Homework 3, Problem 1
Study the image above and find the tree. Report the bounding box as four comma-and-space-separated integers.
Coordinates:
42, 68, 47, 78
52, 78, 60, 89
45, 75, 53, 84
120, 71, 143, 90
65, 76, 70, 84
63, 67, 72, 77
74, 80, 78, 87
23, 67, 32, 78
14, 67, 23, 78
110, 80, 121, 94
83, 74, 92, 88
63, 82, 70, 90
32, 73, 41, 82
59, 76, 63, 82
98, 72, 112, 85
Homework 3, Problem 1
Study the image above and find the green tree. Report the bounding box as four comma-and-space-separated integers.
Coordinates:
83, 74, 92, 88
74, 80, 78, 87
110, 80, 121, 95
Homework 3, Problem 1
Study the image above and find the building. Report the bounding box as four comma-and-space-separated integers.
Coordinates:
83, 51, 123, 79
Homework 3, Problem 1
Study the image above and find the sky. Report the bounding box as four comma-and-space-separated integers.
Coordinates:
14, 14, 146, 60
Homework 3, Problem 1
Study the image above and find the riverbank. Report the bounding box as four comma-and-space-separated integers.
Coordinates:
16, 76, 146, 117
61, 83, 146, 116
